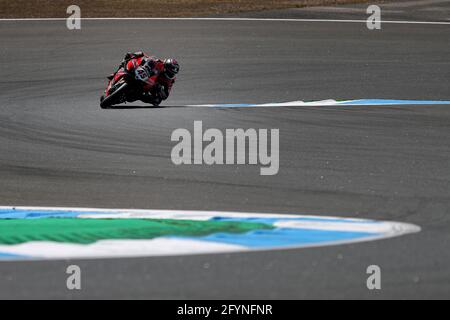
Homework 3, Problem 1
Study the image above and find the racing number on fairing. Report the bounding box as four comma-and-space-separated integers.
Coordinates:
135, 67, 149, 81
135, 60, 156, 82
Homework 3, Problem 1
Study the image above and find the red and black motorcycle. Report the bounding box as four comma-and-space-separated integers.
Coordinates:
100, 59, 159, 109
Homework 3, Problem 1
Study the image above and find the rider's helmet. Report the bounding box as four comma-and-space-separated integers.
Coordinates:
164, 58, 180, 79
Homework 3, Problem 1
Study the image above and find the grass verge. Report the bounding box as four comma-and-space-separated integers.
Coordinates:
0, 0, 380, 18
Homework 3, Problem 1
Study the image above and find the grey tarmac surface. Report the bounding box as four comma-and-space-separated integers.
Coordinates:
0, 4, 449, 299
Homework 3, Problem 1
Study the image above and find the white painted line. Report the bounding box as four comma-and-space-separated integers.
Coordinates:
274, 220, 414, 234
0, 238, 246, 259
0, 205, 371, 221
0, 17, 449, 25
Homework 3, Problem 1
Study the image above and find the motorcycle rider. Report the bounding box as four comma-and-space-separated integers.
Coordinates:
109, 51, 180, 106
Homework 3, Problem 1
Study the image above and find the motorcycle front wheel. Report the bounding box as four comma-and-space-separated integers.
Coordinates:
100, 81, 129, 109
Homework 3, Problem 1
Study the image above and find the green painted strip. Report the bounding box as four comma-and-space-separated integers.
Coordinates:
0, 218, 273, 245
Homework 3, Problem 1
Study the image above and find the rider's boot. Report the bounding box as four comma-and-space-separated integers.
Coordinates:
141, 92, 161, 106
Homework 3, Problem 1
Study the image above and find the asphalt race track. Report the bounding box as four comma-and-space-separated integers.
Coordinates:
0, 6, 449, 298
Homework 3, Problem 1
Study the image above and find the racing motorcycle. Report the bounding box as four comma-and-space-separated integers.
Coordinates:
100, 59, 160, 109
